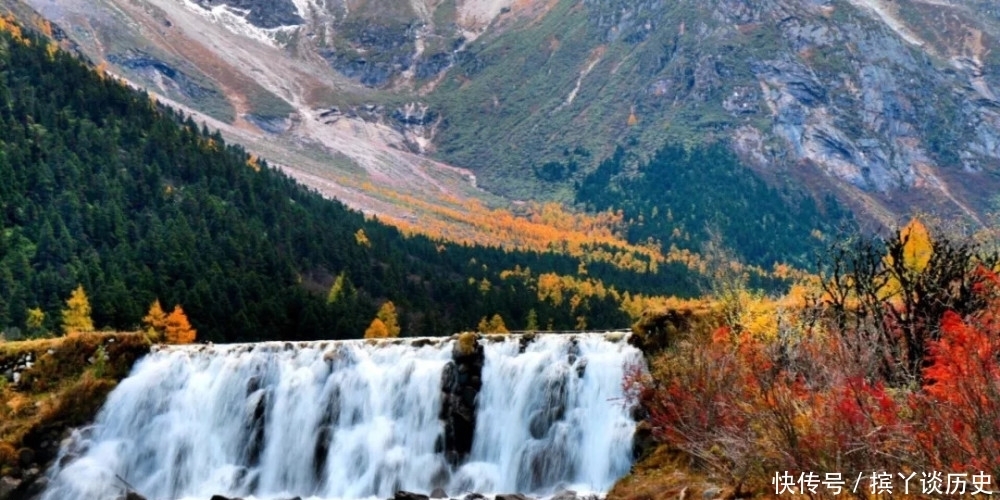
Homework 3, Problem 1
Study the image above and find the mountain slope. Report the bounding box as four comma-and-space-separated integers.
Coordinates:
11, 0, 1000, 261
0, 23, 704, 343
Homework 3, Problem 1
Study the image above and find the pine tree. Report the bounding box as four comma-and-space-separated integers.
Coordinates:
62, 285, 94, 335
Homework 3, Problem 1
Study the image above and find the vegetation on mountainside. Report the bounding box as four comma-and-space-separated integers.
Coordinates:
0, 21, 708, 343
576, 142, 852, 269
623, 219, 1000, 496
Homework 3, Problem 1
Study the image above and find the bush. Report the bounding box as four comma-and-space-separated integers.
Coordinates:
628, 222, 1000, 493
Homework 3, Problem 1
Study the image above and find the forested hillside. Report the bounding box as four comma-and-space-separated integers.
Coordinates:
0, 23, 698, 343
576, 143, 853, 268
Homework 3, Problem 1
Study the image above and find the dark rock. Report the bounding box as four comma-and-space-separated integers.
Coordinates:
430, 487, 448, 498
439, 336, 485, 465
209, 495, 240, 500
395, 491, 430, 500
17, 448, 34, 468
410, 338, 435, 348
124, 491, 147, 500
632, 420, 656, 460
415, 53, 452, 80
495, 494, 532, 500
462, 494, 485, 500
518, 332, 536, 353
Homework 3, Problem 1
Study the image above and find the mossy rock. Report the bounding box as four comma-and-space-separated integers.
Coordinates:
454, 332, 479, 357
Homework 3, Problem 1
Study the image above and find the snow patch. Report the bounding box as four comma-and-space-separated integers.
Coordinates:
178, 0, 301, 47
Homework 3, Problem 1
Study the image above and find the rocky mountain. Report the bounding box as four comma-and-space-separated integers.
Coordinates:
10, 0, 1000, 239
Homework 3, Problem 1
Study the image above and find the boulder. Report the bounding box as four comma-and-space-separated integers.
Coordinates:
395, 491, 430, 500
17, 448, 35, 468
551, 490, 577, 500
495, 494, 532, 500
430, 487, 448, 498
462, 494, 486, 500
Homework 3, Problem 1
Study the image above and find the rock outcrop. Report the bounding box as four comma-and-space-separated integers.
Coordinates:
438, 332, 484, 466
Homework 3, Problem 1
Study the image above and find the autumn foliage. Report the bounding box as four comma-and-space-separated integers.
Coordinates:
61, 285, 94, 335
143, 300, 197, 344
629, 219, 1000, 493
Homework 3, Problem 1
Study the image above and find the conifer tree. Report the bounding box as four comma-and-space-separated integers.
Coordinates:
376, 301, 400, 337
478, 314, 509, 333
62, 285, 94, 335
364, 318, 390, 339
164, 305, 197, 344
26, 307, 45, 336
143, 300, 168, 340
526, 309, 539, 332
327, 272, 353, 304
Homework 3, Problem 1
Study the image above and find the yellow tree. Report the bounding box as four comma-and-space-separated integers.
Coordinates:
62, 285, 94, 335
364, 318, 390, 339
882, 218, 934, 300
26, 307, 46, 335
327, 272, 351, 304
164, 305, 197, 344
478, 314, 509, 333
376, 301, 401, 337
142, 300, 168, 340
355, 228, 371, 247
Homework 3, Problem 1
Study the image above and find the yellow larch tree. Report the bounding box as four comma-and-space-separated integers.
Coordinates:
376, 301, 401, 337
62, 285, 94, 335
477, 314, 509, 333
143, 300, 168, 340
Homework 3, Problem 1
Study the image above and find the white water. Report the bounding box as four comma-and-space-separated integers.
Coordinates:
41, 334, 641, 500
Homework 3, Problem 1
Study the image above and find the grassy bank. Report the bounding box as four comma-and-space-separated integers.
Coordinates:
0, 332, 150, 482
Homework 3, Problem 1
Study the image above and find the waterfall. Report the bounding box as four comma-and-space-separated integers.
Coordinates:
41, 333, 642, 500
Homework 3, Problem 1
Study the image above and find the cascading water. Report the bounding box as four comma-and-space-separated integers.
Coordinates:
41, 333, 642, 500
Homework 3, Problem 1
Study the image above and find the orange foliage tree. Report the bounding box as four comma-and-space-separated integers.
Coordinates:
364, 318, 390, 339
163, 305, 197, 344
